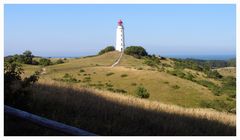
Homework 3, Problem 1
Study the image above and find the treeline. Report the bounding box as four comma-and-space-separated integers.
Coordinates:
5, 50, 65, 66
173, 58, 236, 69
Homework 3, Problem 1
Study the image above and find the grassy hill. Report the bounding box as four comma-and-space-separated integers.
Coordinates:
22, 51, 235, 112
216, 67, 236, 77
8, 51, 235, 135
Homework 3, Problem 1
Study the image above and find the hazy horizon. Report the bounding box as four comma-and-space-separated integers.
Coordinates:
4, 4, 236, 58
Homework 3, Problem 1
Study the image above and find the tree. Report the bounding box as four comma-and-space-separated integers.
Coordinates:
4, 61, 39, 109
124, 46, 148, 58
22, 50, 33, 64
98, 46, 115, 55
5, 50, 34, 64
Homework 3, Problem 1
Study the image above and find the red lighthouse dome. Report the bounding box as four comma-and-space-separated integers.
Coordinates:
118, 19, 123, 26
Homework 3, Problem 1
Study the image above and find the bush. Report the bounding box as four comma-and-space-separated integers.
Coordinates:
55, 59, 64, 64
4, 61, 39, 109
79, 69, 85, 73
220, 76, 236, 98
61, 73, 80, 83
31, 60, 39, 65
167, 69, 185, 78
200, 99, 235, 113
131, 83, 137, 86
163, 81, 169, 84
205, 70, 222, 79
39, 58, 52, 66
144, 59, 158, 67
124, 46, 148, 58
83, 76, 91, 83
172, 85, 180, 89
135, 86, 150, 98
98, 46, 115, 55
106, 72, 114, 76
196, 80, 221, 96
107, 87, 127, 94
105, 82, 113, 87
120, 74, 128, 77
184, 73, 195, 81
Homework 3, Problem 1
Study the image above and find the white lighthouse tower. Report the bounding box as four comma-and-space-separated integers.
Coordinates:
116, 19, 125, 52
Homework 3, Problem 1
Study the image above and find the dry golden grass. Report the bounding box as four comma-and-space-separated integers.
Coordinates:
216, 67, 236, 77
20, 79, 235, 135
38, 80, 235, 126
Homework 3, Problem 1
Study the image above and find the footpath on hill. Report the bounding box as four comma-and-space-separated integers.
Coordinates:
111, 51, 123, 67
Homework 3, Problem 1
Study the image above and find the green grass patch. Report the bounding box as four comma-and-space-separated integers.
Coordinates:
200, 99, 236, 113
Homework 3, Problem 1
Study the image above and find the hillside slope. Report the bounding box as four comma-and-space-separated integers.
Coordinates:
22, 51, 235, 111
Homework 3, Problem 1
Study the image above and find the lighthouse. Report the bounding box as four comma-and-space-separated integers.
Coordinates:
116, 19, 125, 52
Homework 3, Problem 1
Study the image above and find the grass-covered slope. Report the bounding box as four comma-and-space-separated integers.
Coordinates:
216, 67, 236, 77
22, 51, 235, 112
7, 51, 235, 135
7, 81, 235, 136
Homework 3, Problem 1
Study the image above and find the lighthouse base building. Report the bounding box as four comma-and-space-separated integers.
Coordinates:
116, 20, 125, 52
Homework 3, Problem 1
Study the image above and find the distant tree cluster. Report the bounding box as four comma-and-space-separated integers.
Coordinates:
5, 50, 34, 64
124, 46, 148, 58
98, 46, 115, 55
5, 50, 65, 66
174, 58, 236, 70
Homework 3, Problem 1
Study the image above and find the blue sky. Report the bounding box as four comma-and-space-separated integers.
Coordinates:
4, 4, 236, 57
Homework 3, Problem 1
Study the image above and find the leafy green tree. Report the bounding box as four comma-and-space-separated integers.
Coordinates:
98, 46, 115, 55
22, 50, 33, 64
124, 46, 148, 58
4, 61, 39, 109
5, 50, 34, 64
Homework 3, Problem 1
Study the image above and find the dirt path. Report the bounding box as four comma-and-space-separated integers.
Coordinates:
111, 51, 123, 68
